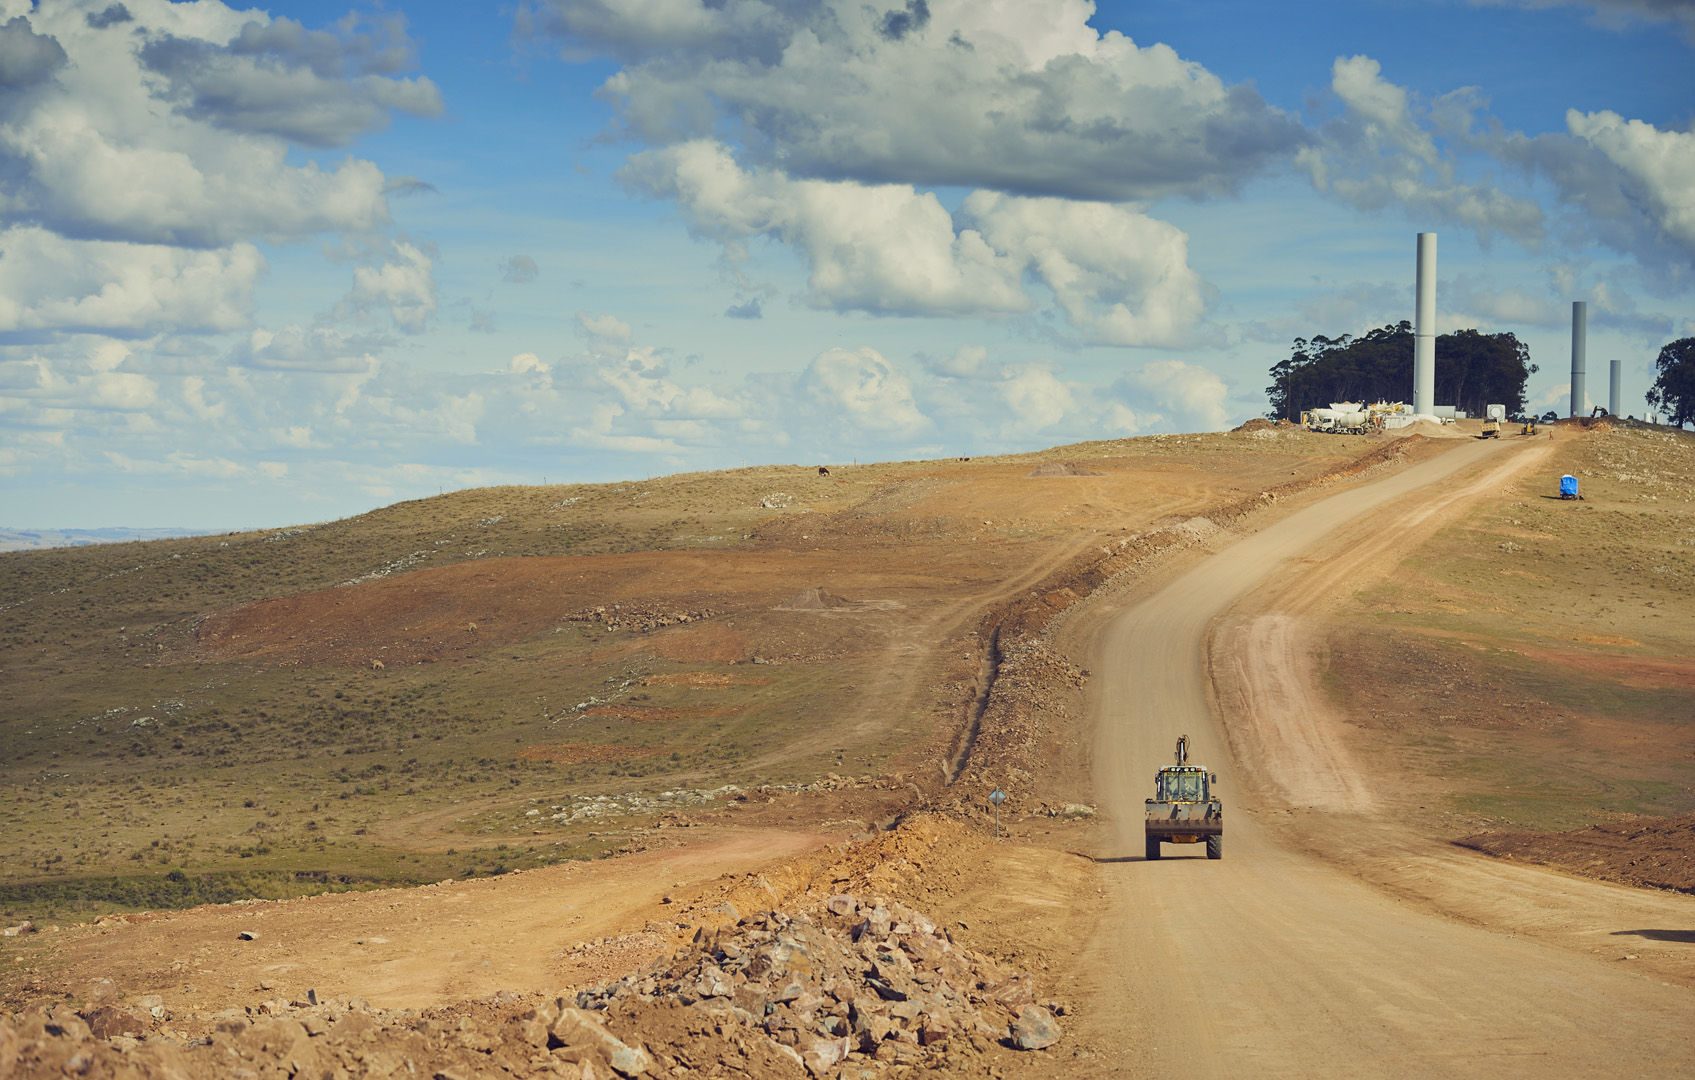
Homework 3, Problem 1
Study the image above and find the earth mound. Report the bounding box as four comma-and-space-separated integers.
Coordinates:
577, 893, 1064, 1072
1232, 418, 1278, 433
1026, 462, 1104, 478
777, 586, 855, 610
0, 894, 1062, 1078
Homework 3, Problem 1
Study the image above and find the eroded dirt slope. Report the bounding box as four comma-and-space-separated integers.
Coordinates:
1457, 812, 1695, 894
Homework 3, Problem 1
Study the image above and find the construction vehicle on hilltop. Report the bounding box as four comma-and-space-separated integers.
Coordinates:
1145, 735, 1223, 860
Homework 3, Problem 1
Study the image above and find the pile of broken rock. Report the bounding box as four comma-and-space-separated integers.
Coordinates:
576, 893, 1064, 1076
0, 895, 1060, 1078
560, 604, 719, 634
2, 994, 687, 1080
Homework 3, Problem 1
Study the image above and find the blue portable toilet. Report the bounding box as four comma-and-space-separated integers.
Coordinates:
1559, 474, 1579, 499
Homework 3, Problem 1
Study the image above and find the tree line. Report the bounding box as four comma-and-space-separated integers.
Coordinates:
1648, 339, 1695, 428
1267, 321, 1535, 421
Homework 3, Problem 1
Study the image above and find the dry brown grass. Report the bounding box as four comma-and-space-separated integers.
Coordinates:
515, 743, 659, 765
1326, 422, 1695, 834
0, 427, 1383, 924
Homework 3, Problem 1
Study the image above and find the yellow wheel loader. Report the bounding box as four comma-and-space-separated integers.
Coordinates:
1145, 735, 1223, 860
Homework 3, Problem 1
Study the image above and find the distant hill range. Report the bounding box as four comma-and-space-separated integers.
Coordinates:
0, 527, 210, 553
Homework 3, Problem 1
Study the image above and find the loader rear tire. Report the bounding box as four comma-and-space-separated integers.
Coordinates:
1206, 834, 1222, 860
1145, 837, 1161, 861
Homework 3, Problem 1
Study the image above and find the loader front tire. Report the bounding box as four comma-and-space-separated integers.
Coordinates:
1206, 834, 1222, 860
1145, 837, 1161, 861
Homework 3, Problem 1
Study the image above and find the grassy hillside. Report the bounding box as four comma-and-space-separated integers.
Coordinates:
1327, 421, 1695, 832
2, 431, 1375, 923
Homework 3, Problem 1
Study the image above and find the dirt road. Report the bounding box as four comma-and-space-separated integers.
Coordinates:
1081, 436, 1695, 1077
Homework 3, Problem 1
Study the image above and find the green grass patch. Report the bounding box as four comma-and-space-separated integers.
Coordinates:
0, 868, 414, 917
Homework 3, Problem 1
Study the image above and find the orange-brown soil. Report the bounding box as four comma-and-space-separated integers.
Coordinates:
194, 549, 865, 668
1456, 813, 1695, 895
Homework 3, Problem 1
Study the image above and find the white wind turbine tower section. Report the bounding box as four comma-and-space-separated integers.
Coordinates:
1414, 233, 1436, 418
1571, 301, 1588, 417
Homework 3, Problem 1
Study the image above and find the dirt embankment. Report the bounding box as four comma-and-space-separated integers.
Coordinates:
2, 816, 1082, 1078
3, 891, 1061, 1079
1457, 813, 1695, 895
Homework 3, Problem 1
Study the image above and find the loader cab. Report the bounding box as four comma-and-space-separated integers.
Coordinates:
1155, 765, 1212, 803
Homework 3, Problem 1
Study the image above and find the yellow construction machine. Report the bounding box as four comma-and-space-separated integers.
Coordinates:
1144, 735, 1222, 860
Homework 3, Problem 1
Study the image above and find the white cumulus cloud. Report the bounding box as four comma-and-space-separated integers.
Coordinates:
578, 312, 633, 341
1302, 55, 1544, 247
529, 0, 1302, 201
341, 242, 436, 334
137, 13, 442, 149
998, 367, 1075, 431
804, 346, 929, 436
0, 2, 437, 359
965, 192, 1206, 347
0, 5, 411, 250
233, 325, 383, 374
597, 346, 741, 420
627, 141, 1206, 343
1116, 359, 1232, 431
0, 13, 67, 88
1565, 110, 1695, 251
925, 345, 994, 380
509, 352, 550, 377
569, 402, 684, 454
625, 141, 1028, 317
0, 227, 261, 338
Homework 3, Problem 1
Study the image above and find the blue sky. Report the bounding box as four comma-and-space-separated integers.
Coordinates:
1, 0, 1692, 529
